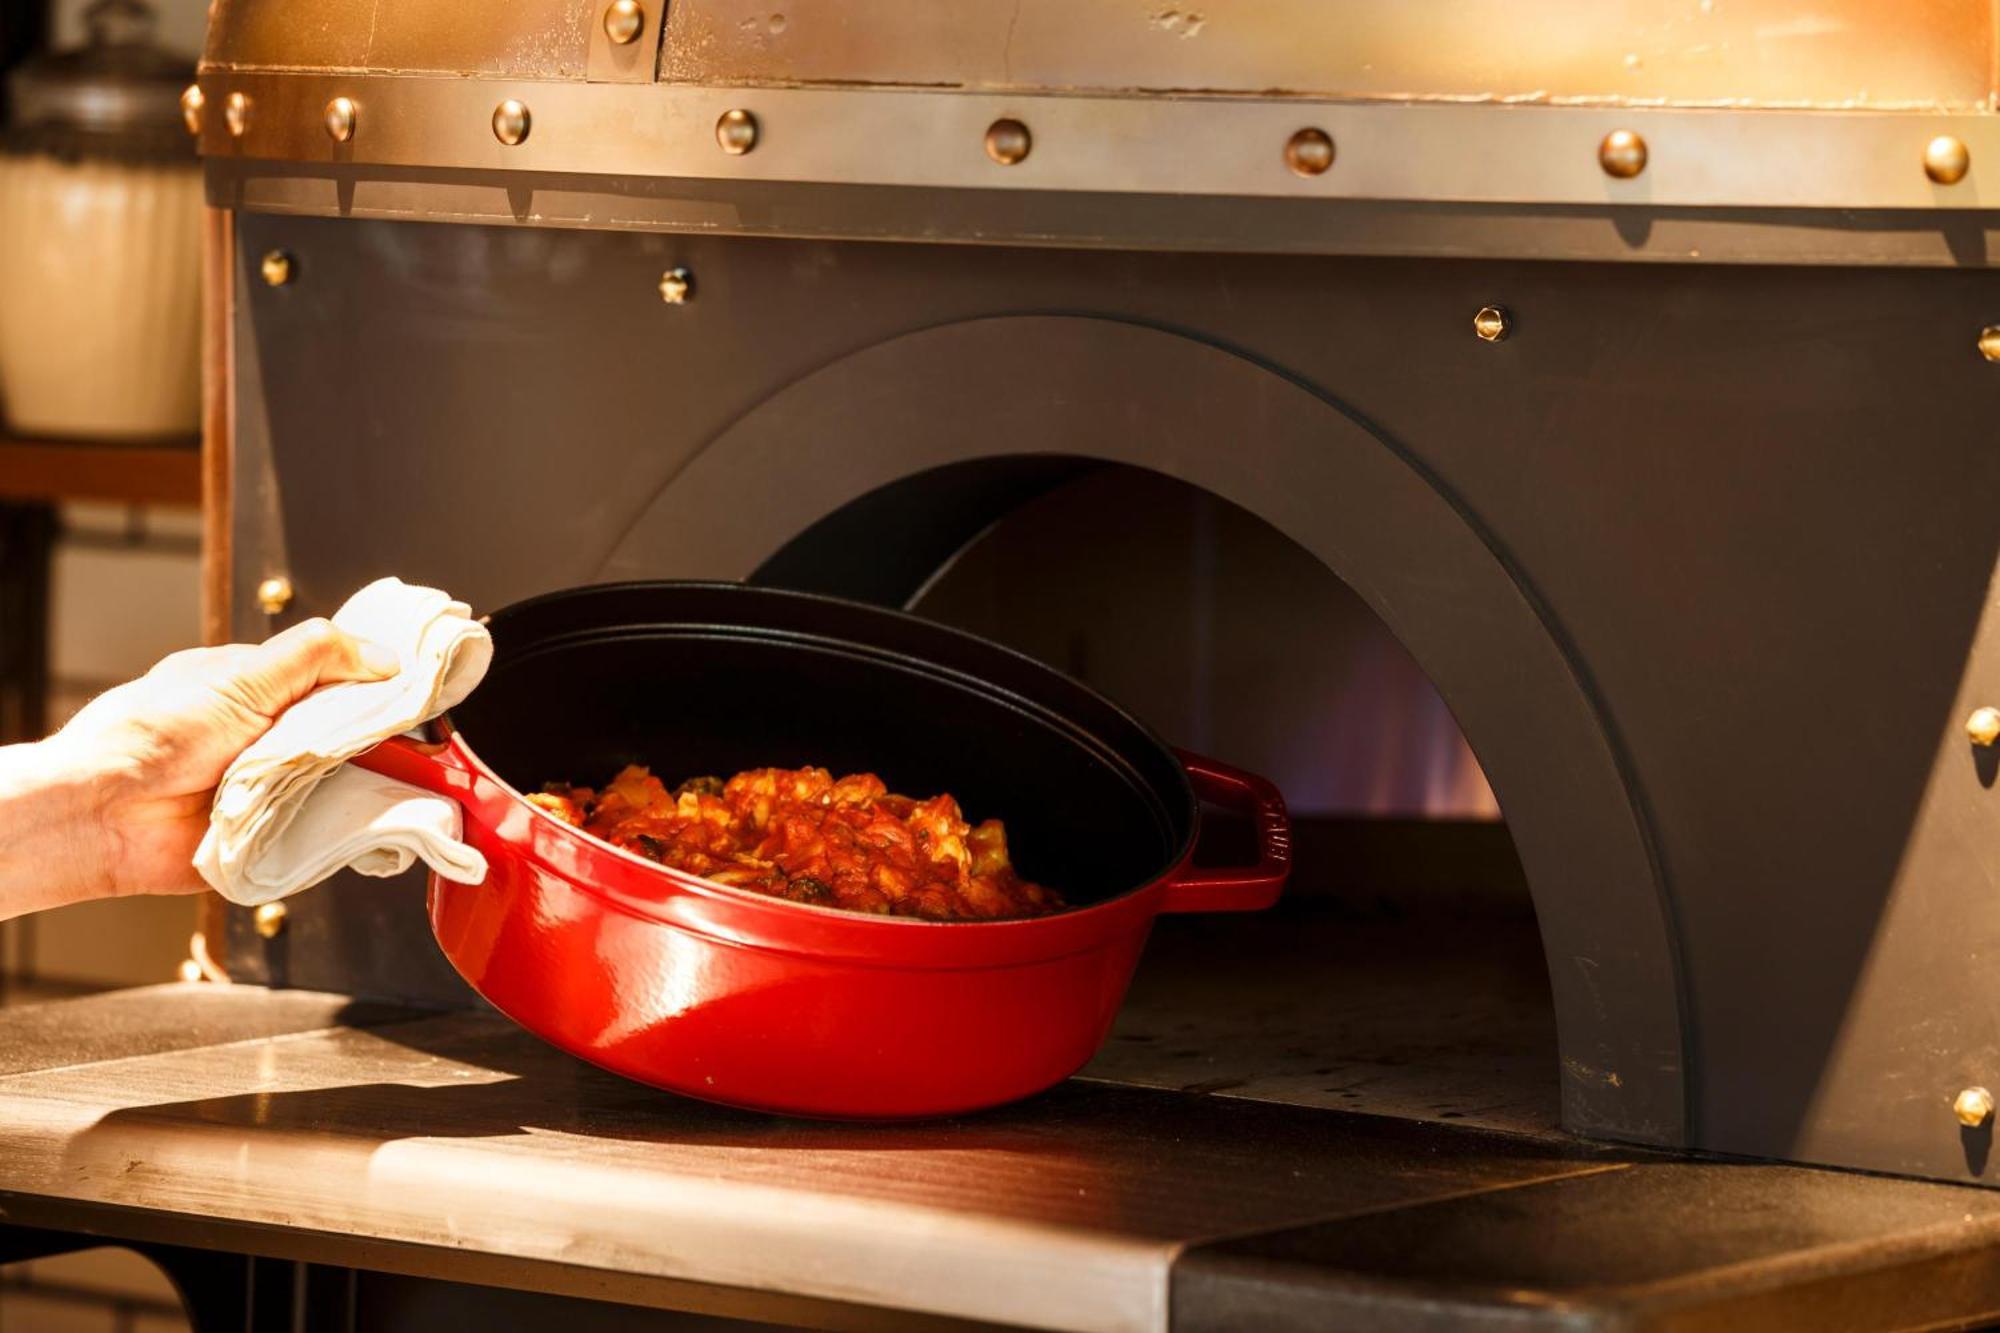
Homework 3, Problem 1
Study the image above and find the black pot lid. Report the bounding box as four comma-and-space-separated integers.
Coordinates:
5, 0, 193, 161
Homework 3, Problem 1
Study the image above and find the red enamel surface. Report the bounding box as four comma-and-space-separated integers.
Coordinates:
355, 726, 1287, 1117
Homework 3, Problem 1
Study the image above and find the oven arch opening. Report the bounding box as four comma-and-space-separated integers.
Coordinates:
906, 464, 1547, 1132
599, 313, 1687, 1147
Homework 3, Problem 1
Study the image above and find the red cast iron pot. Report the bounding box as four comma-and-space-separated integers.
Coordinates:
353, 582, 1289, 1118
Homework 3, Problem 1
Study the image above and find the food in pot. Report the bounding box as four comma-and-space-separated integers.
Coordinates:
527, 764, 1064, 921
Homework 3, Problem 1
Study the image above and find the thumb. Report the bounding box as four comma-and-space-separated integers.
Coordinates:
232, 617, 400, 719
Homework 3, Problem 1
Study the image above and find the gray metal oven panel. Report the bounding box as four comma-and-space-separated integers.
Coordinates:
1171, 1155, 2000, 1332
228, 212, 2000, 1187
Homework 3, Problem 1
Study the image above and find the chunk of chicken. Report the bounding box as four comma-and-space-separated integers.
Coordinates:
555, 762, 1062, 921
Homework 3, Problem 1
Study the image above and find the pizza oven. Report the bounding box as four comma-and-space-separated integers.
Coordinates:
6, 2, 1995, 1328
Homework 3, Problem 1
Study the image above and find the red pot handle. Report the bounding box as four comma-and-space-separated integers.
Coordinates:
348, 732, 475, 801
1161, 749, 1292, 914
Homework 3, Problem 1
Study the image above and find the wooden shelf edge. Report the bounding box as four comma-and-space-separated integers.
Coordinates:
0, 438, 203, 508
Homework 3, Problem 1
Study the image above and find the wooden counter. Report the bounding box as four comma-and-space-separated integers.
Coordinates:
0, 435, 200, 508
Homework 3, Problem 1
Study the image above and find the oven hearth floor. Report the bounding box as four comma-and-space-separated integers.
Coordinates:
1085, 907, 1559, 1137
3, 970, 2000, 1331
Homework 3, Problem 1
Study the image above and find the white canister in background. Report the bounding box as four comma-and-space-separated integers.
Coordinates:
0, 0, 198, 441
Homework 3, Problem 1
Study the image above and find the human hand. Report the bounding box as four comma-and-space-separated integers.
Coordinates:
21, 619, 398, 907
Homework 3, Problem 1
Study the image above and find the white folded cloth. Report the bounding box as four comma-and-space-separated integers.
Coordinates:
194, 577, 494, 907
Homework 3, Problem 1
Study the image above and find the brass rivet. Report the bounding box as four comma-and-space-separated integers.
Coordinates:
1956, 1086, 1994, 1128
1284, 127, 1334, 177
259, 252, 293, 288
1980, 326, 2000, 364
1925, 135, 1971, 186
716, 108, 758, 155
223, 90, 251, 139
659, 267, 693, 304
603, 0, 645, 45
1473, 306, 1512, 343
324, 96, 357, 144
256, 574, 294, 613
983, 118, 1031, 166
1599, 128, 1648, 179
1969, 707, 2000, 748
252, 902, 288, 940
179, 84, 204, 136
493, 99, 531, 146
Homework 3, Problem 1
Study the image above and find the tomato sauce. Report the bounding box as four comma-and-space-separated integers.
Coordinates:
529, 764, 1064, 921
